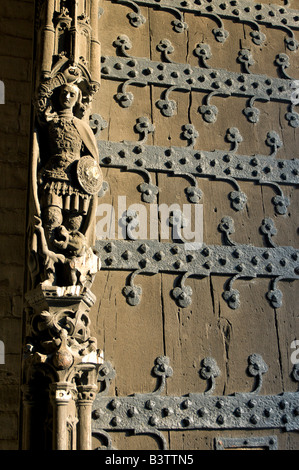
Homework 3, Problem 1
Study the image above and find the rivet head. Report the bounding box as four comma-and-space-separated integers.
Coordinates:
122, 250, 132, 260
197, 407, 206, 417
250, 414, 259, 424
103, 156, 112, 164
128, 70, 138, 78
155, 251, 165, 260
279, 399, 288, 409
127, 407, 138, 417
181, 417, 192, 427
119, 150, 128, 158
163, 407, 173, 417
234, 407, 242, 417
247, 399, 256, 408
145, 399, 155, 410
139, 243, 148, 254
202, 247, 210, 257
223, 153, 231, 162
174, 260, 183, 269
139, 258, 148, 268
105, 256, 115, 266
281, 414, 288, 423
181, 399, 192, 409
264, 407, 272, 418
266, 263, 273, 272
149, 416, 158, 426
111, 416, 121, 426
92, 410, 101, 420
109, 399, 120, 410
216, 415, 224, 425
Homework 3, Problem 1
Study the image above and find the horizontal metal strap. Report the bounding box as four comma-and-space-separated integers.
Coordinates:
95, 240, 299, 279
97, 140, 299, 185
92, 354, 299, 444
101, 55, 292, 102
92, 391, 299, 432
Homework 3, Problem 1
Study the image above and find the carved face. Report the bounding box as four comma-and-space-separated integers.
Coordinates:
65, 214, 83, 232
59, 84, 79, 110
43, 206, 63, 229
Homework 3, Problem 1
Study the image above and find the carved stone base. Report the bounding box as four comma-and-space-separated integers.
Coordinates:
22, 284, 103, 449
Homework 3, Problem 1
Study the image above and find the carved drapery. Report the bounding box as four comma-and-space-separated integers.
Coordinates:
22, 0, 103, 450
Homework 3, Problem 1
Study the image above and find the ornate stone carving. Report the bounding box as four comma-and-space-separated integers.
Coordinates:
24, 284, 99, 376
29, 69, 102, 289
23, 0, 103, 450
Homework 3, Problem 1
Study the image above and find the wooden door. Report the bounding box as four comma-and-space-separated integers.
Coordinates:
90, 0, 299, 450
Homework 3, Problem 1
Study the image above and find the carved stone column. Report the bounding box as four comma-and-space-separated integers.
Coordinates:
22, 0, 103, 450
77, 382, 98, 449
50, 382, 75, 450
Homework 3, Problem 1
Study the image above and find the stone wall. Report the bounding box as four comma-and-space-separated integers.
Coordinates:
0, 0, 34, 449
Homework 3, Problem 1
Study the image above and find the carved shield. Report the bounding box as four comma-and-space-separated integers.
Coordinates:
77, 155, 103, 195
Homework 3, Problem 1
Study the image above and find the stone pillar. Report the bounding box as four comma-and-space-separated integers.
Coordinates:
50, 382, 74, 450
41, 0, 55, 78
77, 384, 98, 450
22, 0, 103, 449
90, 0, 101, 85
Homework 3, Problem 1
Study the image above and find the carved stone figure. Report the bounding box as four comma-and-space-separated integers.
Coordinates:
22, 1, 103, 450
29, 70, 102, 288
